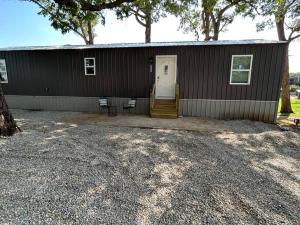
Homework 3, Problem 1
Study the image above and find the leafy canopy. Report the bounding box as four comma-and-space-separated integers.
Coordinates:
244, 0, 300, 42
179, 0, 248, 40
26, 0, 105, 44
115, 0, 190, 26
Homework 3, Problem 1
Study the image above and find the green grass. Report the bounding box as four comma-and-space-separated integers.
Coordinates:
278, 98, 300, 117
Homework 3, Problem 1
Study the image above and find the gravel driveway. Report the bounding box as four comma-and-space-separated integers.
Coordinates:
0, 110, 299, 225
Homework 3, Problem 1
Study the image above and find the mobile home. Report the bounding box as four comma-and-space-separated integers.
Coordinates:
0, 40, 287, 122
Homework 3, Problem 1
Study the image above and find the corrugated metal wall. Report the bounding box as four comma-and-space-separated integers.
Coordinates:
180, 99, 278, 122
5, 95, 149, 114
0, 43, 286, 101
5, 95, 277, 122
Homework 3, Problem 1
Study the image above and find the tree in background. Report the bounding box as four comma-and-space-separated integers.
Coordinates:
27, 0, 105, 45
245, 0, 300, 113
47, 0, 189, 43
290, 72, 300, 77
115, 0, 189, 43
179, 0, 247, 40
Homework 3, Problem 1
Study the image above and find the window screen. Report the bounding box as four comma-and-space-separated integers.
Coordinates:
230, 55, 253, 85
84, 58, 96, 75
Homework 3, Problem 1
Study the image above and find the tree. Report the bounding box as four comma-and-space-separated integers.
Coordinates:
0, 83, 20, 136
115, 0, 188, 43
179, 0, 247, 40
49, 0, 188, 43
245, 0, 300, 113
115, 0, 162, 43
27, 0, 104, 45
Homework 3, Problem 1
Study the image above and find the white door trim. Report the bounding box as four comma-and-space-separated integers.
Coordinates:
155, 55, 177, 99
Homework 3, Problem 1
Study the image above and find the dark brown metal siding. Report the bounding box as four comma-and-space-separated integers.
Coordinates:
0, 43, 287, 101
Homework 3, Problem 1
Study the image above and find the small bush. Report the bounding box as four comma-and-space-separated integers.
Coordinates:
290, 84, 300, 92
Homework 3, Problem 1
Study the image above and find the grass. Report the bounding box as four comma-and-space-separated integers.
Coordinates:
278, 98, 300, 117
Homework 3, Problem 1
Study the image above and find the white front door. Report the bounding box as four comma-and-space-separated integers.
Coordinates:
155, 55, 177, 99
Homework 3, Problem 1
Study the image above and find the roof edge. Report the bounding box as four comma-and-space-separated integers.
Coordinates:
0, 40, 288, 51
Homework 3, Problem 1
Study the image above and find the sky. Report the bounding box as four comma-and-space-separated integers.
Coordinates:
0, 0, 299, 72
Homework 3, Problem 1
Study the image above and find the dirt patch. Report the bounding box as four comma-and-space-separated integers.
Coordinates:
62, 112, 227, 133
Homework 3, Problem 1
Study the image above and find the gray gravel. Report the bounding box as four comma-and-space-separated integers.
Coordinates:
0, 110, 299, 225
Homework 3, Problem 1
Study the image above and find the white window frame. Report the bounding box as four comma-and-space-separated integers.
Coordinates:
84, 57, 96, 76
229, 55, 253, 85
0, 59, 8, 83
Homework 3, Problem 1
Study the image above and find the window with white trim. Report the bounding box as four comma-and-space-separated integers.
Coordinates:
230, 55, 253, 85
0, 59, 8, 83
84, 58, 96, 75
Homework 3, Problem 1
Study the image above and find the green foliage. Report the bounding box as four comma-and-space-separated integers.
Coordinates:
27, 0, 104, 44
256, 18, 274, 32
179, 0, 247, 40
115, 0, 191, 42
245, 0, 300, 42
290, 84, 300, 92
179, 7, 202, 39
116, 0, 190, 26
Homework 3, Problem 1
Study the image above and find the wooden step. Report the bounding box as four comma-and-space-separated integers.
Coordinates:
150, 112, 178, 119
153, 105, 176, 110
155, 99, 176, 105
151, 108, 177, 113
150, 98, 178, 119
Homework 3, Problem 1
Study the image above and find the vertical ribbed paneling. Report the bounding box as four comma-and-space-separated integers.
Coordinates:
180, 99, 277, 122
5, 95, 149, 114
2, 95, 278, 122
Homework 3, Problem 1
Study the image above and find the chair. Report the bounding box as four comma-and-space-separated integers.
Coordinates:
123, 98, 137, 113
99, 97, 110, 113
99, 97, 118, 116
99, 97, 109, 108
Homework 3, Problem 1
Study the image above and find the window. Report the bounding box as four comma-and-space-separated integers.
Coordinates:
164, 65, 169, 75
84, 58, 96, 75
0, 59, 8, 83
230, 55, 253, 85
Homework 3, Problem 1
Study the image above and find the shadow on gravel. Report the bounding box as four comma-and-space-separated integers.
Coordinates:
0, 111, 299, 225
164, 131, 300, 225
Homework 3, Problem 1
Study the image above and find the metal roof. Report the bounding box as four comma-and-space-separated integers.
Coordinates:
0, 40, 287, 51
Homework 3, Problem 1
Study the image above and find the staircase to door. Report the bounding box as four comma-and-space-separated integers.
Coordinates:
150, 84, 179, 119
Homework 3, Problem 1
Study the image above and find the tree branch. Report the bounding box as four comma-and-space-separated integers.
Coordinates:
129, 8, 146, 19
135, 13, 146, 27
31, 0, 86, 39
289, 33, 300, 42
286, 0, 298, 9
288, 24, 300, 41
218, 3, 234, 20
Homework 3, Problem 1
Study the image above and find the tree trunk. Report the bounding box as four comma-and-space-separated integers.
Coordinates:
0, 83, 19, 136
211, 13, 219, 41
280, 45, 293, 113
276, 20, 286, 41
145, 18, 151, 43
212, 22, 220, 40
203, 12, 211, 41
275, 20, 293, 113
87, 21, 94, 45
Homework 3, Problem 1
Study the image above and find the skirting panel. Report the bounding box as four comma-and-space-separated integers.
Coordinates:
5, 96, 278, 122
5, 95, 149, 114
180, 99, 278, 123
